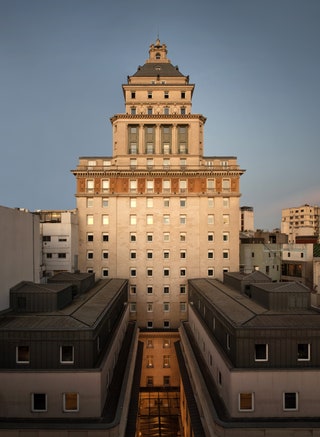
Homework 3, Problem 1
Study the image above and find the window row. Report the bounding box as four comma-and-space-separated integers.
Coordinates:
42, 236, 68, 242
30, 392, 79, 413
86, 214, 230, 227
146, 355, 171, 368
45, 253, 67, 259
130, 285, 187, 294
86, 178, 232, 194
130, 106, 187, 115
86, 196, 230, 209
130, 90, 186, 100
146, 339, 172, 348
16, 345, 75, 364
146, 376, 171, 387
254, 343, 311, 362
238, 392, 299, 412
130, 302, 187, 313
86, 231, 229, 245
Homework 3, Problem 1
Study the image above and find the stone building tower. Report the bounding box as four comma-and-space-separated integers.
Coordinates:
72, 39, 245, 328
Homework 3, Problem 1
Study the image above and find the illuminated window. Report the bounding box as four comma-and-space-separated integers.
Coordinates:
63, 393, 79, 412
239, 393, 254, 412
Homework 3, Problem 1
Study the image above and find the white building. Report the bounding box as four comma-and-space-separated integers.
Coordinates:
281, 204, 320, 243
38, 210, 79, 279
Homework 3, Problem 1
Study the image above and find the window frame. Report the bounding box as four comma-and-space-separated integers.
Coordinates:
31, 393, 47, 412
60, 345, 74, 364
254, 343, 268, 362
63, 392, 79, 413
238, 393, 254, 412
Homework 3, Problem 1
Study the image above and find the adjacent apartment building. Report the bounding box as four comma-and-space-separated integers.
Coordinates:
281, 204, 320, 244
72, 39, 245, 328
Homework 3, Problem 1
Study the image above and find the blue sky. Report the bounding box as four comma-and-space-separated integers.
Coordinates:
1, 0, 319, 230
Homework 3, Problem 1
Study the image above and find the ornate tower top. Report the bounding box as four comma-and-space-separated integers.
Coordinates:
147, 38, 170, 64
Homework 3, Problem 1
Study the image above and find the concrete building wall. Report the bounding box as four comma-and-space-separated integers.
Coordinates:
240, 243, 281, 281
0, 206, 40, 311
187, 305, 320, 419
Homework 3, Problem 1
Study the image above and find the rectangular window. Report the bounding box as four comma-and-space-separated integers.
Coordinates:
239, 393, 254, 412
179, 179, 187, 193
163, 214, 170, 224
163, 355, 170, 367
86, 179, 94, 193
146, 215, 153, 225
208, 268, 214, 277
87, 215, 94, 225
180, 215, 187, 225
63, 393, 79, 412
283, 392, 298, 411
130, 233, 136, 242
16, 346, 30, 363
180, 285, 186, 294
255, 344, 268, 361
223, 197, 229, 208
147, 251, 153, 259
130, 250, 136, 259
163, 286, 170, 294
102, 268, 108, 277
147, 303, 153, 313
60, 345, 74, 364
164, 320, 170, 329
222, 179, 230, 192
147, 321, 153, 329
208, 250, 214, 259
130, 285, 136, 294
163, 232, 170, 242
147, 376, 153, 386
42, 235, 51, 242
297, 343, 310, 361
130, 303, 136, 313
223, 250, 229, 259
163, 302, 170, 312
147, 233, 153, 242
163, 250, 170, 259
208, 232, 214, 242
163, 180, 171, 192
102, 233, 109, 242
147, 286, 153, 294
180, 268, 186, 276
87, 198, 93, 208
180, 302, 187, 312
87, 251, 93, 260
223, 214, 230, 225
148, 91, 152, 99
223, 232, 229, 242
180, 250, 186, 259
102, 198, 109, 208
58, 253, 66, 259
130, 269, 136, 277
180, 233, 186, 242
32, 393, 47, 412
164, 91, 169, 99
147, 268, 153, 277
102, 180, 109, 192
207, 179, 215, 191
208, 215, 214, 224
146, 197, 153, 208
87, 233, 94, 242
130, 215, 137, 225
163, 268, 170, 277
130, 198, 137, 208
130, 180, 137, 192
208, 198, 214, 208
102, 215, 109, 225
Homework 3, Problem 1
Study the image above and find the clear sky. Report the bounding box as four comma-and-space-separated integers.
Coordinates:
1, 0, 319, 230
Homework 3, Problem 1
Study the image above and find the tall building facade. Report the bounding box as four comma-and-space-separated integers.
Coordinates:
72, 39, 245, 328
